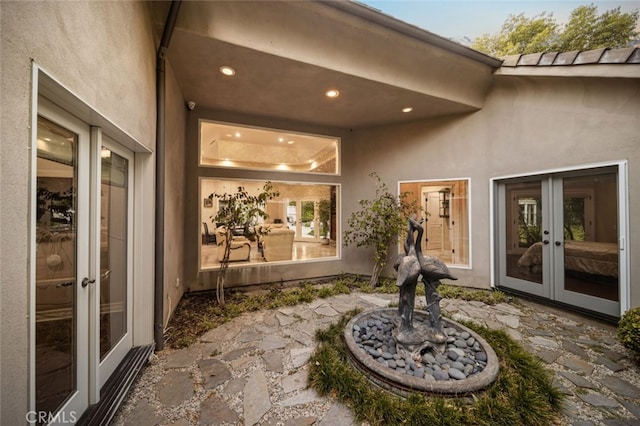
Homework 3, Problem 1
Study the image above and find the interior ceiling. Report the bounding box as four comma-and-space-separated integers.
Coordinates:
200, 120, 338, 166
167, 30, 479, 130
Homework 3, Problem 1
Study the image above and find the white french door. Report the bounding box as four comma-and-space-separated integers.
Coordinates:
289, 198, 321, 242
96, 139, 133, 390
496, 165, 624, 317
34, 98, 133, 423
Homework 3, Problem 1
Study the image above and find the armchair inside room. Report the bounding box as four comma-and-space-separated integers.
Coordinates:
202, 222, 216, 245
258, 223, 295, 262
215, 226, 251, 262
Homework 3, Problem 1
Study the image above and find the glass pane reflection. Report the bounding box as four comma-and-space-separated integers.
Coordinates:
562, 173, 619, 301
100, 148, 128, 359
505, 180, 543, 284
35, 116, 78, 415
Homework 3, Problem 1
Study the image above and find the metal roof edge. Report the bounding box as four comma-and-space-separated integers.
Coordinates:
500, 47, 640, 68
495, 64, 640, 79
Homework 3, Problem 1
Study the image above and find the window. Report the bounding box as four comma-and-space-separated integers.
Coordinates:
399, 179, 470, 267
200, 178, 339, 269
199, 120, 340, 175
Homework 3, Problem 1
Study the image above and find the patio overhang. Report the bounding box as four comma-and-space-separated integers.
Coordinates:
151, 0, 502, 129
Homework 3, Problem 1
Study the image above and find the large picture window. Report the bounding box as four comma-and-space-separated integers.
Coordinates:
199, 120, 340, 175
200, 179, 339, 270
399, 179, 470, 268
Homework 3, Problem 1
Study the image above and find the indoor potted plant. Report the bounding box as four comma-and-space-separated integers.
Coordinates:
318, 198, 331, 244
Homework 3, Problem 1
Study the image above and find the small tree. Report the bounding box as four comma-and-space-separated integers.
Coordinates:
344, 172, 420, 287
209, 182, 279, 305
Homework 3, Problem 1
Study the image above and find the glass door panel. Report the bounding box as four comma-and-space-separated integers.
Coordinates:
97, 141, 133, 389
99, 148, 129, 359
35, 113, 89, 420
300, 200, 318, 240
288, 199, 319, 241
502, 180, 547, 293
554, 171, 620, 316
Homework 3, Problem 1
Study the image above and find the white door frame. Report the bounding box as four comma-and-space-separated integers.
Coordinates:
33, 97, 92, 423
31, 101, 135, 422
491, 160, 629, 316
93, 136, 135, 398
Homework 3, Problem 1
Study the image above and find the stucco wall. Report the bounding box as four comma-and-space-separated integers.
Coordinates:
163, 62, 187, 326
344, 75, 639, 307
0, 1, 156, 422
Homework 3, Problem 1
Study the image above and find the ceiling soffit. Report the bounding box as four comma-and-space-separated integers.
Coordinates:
157, 1, 498, 129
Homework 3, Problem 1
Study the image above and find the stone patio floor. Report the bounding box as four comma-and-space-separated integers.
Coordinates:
113, 291, 640, 426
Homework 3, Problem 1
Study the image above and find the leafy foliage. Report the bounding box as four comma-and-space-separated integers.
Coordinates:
472, 5, 639, 56
343, 172, 420, 287
618, 307, 640, 358
317, 198, 331, 238
308, 312, 563, 426
557, 6, 639, 52
208, 182, 279, 305
473, 12, 557, 56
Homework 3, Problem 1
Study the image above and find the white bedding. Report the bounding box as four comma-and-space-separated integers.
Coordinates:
517, 240, 618, 278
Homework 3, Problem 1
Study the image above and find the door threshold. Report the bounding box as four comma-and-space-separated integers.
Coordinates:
496, 286, 619, 324
77, 344, 155, 426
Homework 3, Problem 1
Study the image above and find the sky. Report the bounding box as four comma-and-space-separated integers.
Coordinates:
358, 0, 640, 44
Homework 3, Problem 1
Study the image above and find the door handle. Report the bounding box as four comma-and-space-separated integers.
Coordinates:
81, 277, 96, 288
555, 241, 562, 246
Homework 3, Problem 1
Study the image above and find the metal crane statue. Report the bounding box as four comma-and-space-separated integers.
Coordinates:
393, 217, 457, 353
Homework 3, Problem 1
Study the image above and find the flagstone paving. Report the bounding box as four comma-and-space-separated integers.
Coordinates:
113, 292, 640, 426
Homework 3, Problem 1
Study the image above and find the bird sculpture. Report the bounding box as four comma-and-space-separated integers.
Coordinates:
394, 217, 456, 346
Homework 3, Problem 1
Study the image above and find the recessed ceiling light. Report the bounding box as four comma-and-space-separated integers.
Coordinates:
278, 137, 284, 142
402, 107, 413, 113
220, 66, 236, 76
235, 132, 241, 138
325, 89, 340, 98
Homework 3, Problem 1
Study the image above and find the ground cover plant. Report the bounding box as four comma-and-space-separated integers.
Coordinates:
165, 275, 358, 348
308, 311, 564, 426
164, 276, 562, 424
164, 276, 507, 348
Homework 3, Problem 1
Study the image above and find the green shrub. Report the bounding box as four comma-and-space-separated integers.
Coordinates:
308, 311, 563, 426
618, 307, 640, 357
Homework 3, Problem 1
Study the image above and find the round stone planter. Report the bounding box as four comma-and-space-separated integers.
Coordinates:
344, 308, 499, 396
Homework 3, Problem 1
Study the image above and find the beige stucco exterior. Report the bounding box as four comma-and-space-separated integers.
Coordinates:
0, 0, 638, 423
163, 61, 187, 326
0, 1, 158, 422
344, 75, 639, 303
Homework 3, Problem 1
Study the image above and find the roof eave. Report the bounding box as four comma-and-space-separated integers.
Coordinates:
323, 0, 503, 69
